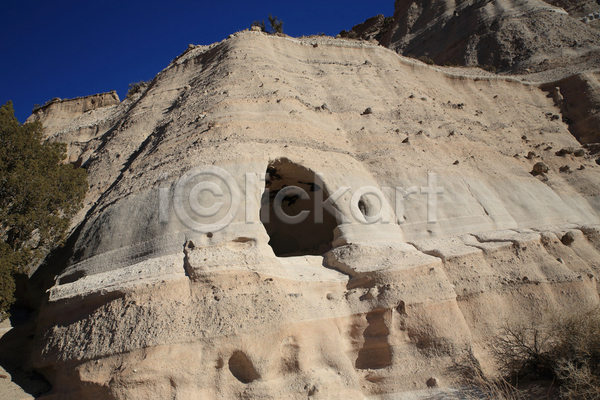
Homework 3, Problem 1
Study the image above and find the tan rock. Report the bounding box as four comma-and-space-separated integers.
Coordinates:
25, 32, 600, 399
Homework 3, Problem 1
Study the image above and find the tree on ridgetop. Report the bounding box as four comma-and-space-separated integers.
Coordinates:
251, 19, 266, 32
268, 14, 283, 33
252, 14, 283, 34
0, 101, 88, 320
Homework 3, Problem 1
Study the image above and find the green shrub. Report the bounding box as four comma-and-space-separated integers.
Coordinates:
127, 80, 150, 98
418, 56, 435, 65
251, 20, 266, 32
443, 60, 462, 67
0, 242, 17, 318
0, 101, 87, 320
268, 14, 283, 34
252, 14, 283, 34
479, 64, 498, 73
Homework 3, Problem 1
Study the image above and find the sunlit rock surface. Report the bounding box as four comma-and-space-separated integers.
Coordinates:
28, 31, 600, 399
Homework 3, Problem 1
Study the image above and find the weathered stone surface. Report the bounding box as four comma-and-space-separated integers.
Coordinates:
26, 91, 123, 166
25, 31, 600, 399
352, 0, 600, 74
532, 161, 550, 175
542, 73, 600, 143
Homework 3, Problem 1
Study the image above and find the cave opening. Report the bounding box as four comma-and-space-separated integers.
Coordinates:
260, 158, 338, 257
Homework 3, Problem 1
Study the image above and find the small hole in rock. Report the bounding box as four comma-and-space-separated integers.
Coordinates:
357, 195, 381, 218
358, 199, 368, 216
397, 301, 407, 315
229, 351, 260, 384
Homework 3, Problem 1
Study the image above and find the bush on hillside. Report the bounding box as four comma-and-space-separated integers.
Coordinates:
492, 306, 600, 399
127, 80, 150, 98
419, 56, 436, 65
268, 14, 283, 34
251, 20, 266, 32
252, 14, 284, 34
0, 101, 88, 320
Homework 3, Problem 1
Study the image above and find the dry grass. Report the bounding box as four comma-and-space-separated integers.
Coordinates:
555, 361, 600, 399
491, 305, 600, 399
450, 306, 600, 399
466, 373, 525, 400
452, 357, 526, 400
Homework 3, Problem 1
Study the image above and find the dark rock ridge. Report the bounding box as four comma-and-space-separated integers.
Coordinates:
343, 0, 600, 72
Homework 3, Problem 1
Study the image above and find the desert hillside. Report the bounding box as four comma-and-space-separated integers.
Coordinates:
344, 0, 600, 75
2, 10, 600, 400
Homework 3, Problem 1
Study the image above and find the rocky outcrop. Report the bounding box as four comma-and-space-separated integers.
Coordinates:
27, 31, 600, 399
546, 0, 600, 18
26, 92, 123, 166
542, 71, 600, 143
27, 91, 121, 137
344, 0, 600, 73
338, 14, 395, 42
340, 0, 600, 146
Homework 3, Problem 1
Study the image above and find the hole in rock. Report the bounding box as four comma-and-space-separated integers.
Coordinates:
355, 310, 393, 370
358, 195, 382, 217
260, 158, 339, 257
396, 301, 407, 315
358, 199, 368, 216
416, 336, 431, 349
228, 351, 260, 384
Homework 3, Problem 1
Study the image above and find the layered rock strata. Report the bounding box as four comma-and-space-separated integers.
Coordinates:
29, 32, 600, 399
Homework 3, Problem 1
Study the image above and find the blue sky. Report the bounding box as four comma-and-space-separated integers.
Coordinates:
1, 1, 394, 123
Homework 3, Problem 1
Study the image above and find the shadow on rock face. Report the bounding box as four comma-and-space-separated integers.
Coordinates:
0, 308, 51, 398
261, 158, 339, 257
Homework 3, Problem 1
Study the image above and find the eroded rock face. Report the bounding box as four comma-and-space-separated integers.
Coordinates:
27, 92, 121, 133
26, 92, 123, 167
30, 32, 600, 399
345, 0, 600, 73
342, 0, 600, 166
542, 72, 600, 143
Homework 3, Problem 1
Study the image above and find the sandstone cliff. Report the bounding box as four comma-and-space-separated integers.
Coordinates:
20, 31, 600, 399
26, 92, 122, 166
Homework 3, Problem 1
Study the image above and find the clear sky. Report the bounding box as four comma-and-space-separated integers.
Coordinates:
1, 1, 394, 123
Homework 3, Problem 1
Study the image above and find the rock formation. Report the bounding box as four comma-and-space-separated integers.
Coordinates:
26, 92, 121, 166
344, 0, 600, 74
341, 0, 600, 144
22, 30, 600, 399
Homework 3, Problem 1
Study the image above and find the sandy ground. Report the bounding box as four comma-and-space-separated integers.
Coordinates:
0, 315, 49, 400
